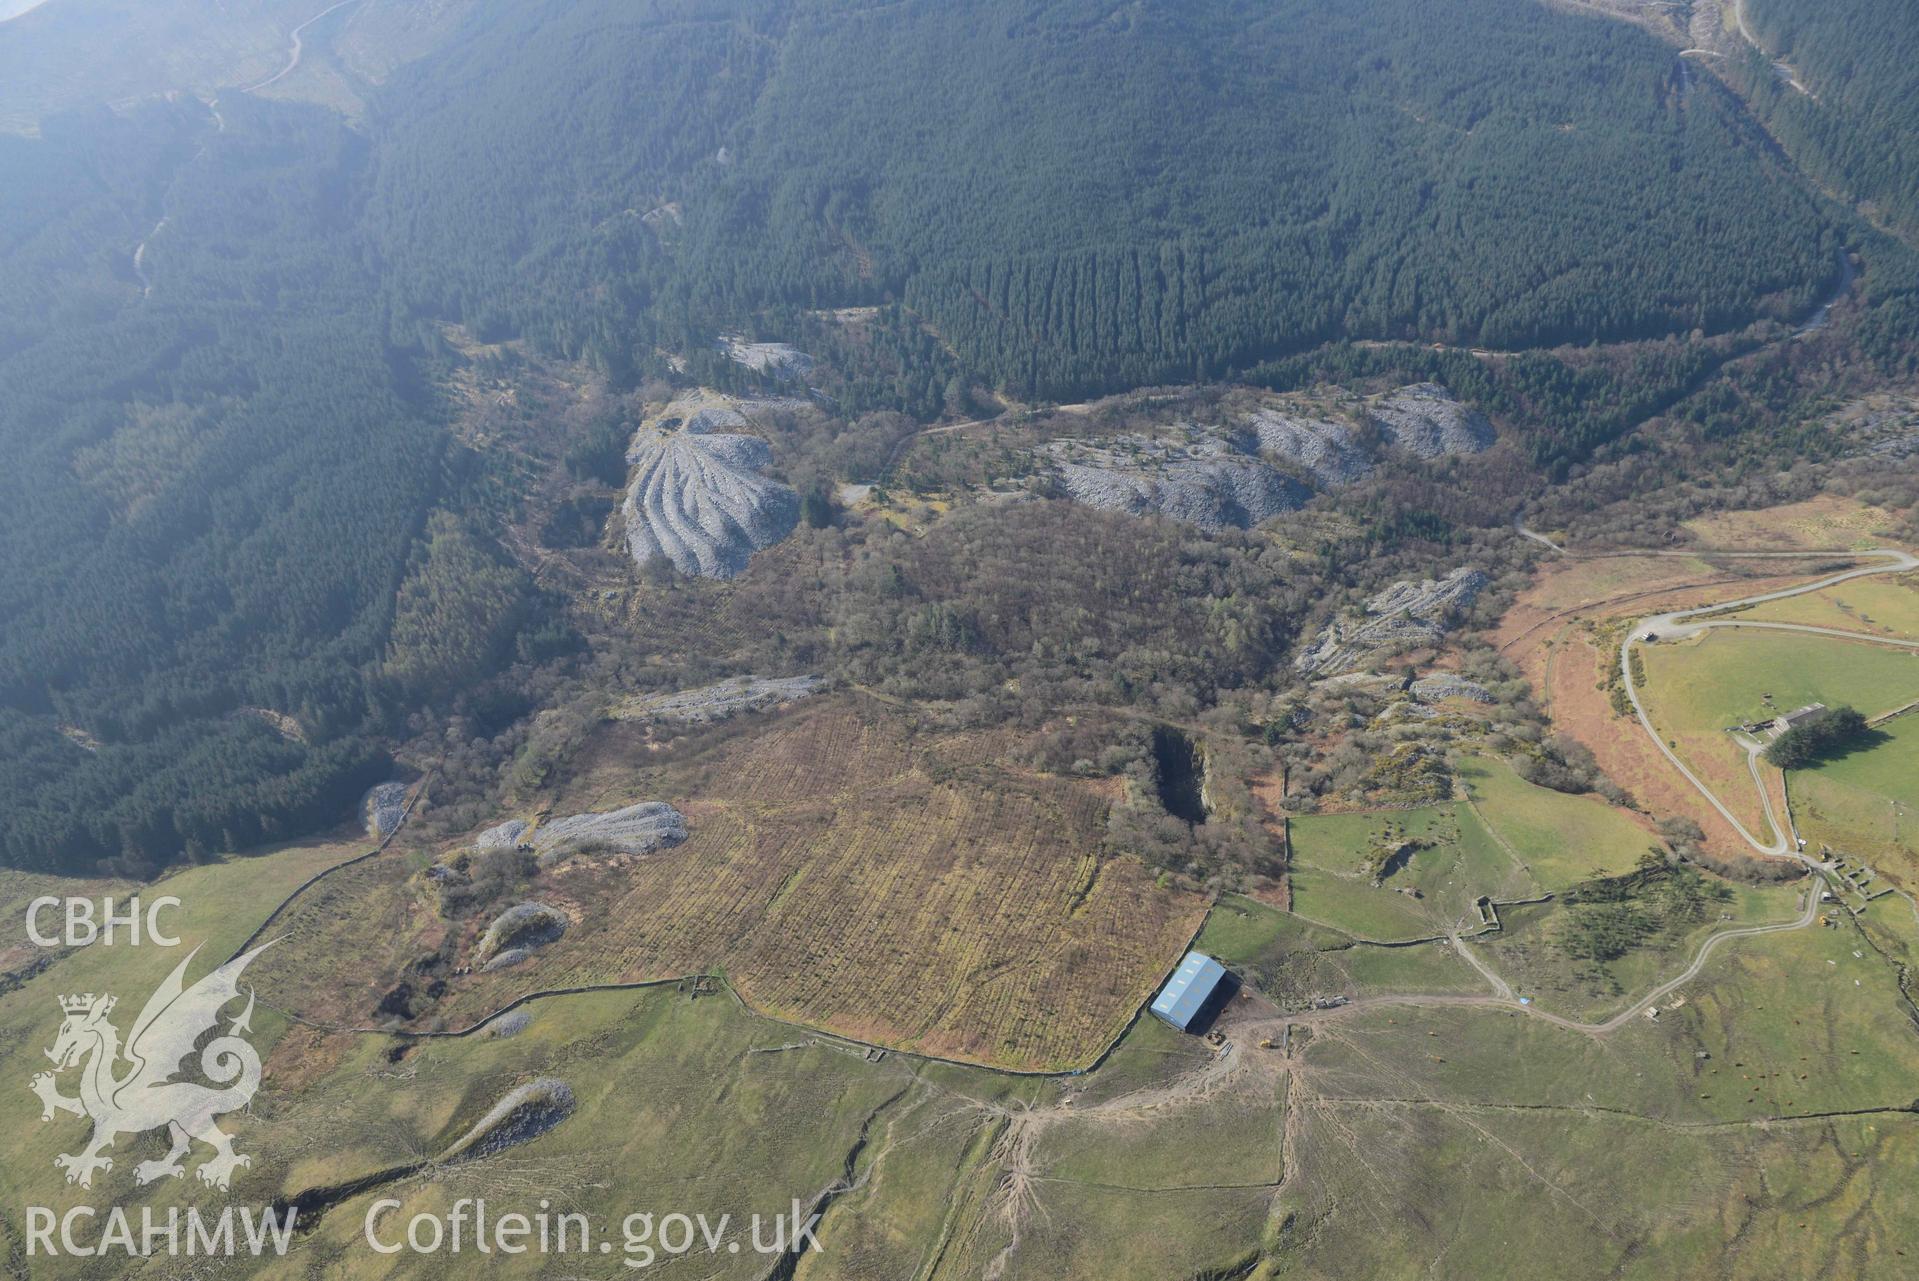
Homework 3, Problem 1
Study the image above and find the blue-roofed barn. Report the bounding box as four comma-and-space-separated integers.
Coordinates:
1149, 951, 1229, 1032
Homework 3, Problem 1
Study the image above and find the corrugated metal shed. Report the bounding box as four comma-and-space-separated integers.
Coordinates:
1150, 950, 1228, 1031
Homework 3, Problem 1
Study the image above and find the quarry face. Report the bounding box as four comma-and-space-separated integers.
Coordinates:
1040, 383, 1496, 530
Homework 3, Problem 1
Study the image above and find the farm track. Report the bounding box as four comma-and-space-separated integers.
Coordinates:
215, 546, 1915, 1254
1286, 877, 1813, 1041
1389, 538, 1919, 1040
1447, 930, 1514, 1002
172, 546, 1919, 1281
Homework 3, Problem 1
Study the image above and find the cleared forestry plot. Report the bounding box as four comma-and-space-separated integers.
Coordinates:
256, 698, 1206, 1071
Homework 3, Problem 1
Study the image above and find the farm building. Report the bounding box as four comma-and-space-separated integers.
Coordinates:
1150, 951, 1230, 1032
1772, 703, 1826, 736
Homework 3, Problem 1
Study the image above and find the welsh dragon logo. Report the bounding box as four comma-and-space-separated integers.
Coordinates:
29, 942, 273, 1191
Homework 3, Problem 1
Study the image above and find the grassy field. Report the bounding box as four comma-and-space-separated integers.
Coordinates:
1280, 914, 1919, 1277
1315, 904, 1919, 1122
1496, 553, 1721, 620
1640, 630, 1919, 732
251, 697, 1207, 1071
0, 848, 1265, 1281
0, 837, 375, 1261
1200, 893, 1488, 1006
1281, 1097, 1918, 1278
5, 774, 1915, 1276
258, 986, 1283, 1281
1683, 493, 1906, 550
1466, 878, 1802, 1021
1795, 712, 1919, 884
0, 866, 126, 974
1286, 802, 1525, 941
4, 888, 1276, 1281
256, 989, 980, 1281
11, 570, 1919, 1276
1284, 756, 1660, 945
11, 877, 1901, 1280
1742, 571, 1919, 882
1457, 756, 1656, 891
1491, 550, 1852, 864
1737, 572, 1919, 640
1638, 630, 1919, 833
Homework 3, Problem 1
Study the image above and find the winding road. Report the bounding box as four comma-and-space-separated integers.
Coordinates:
1620, 547, 1919, 857
1512, 517, 1564, 554
130, 216, 166, 296
242, 0, 361, 93
1312, 538, 1919, 1038
218, 539, 1916, 1062
1287, 881, 1819, 1036
128, 100, 225, 298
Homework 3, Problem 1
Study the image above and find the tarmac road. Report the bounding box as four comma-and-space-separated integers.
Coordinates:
1288, 543, 1915, 1040
1621, 547, 1919, 857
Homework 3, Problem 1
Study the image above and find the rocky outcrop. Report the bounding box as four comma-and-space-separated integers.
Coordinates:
529, 801, 687, 861
1294, 567, 1490, 676
440, 1078, 576, 1162
640, 202, 681, 229
360, 782, 409, 840
1364, 383, 1495, 459
1368, 567, 1490, 620
475, 818, 529, 850
1040, 387, 1495, 527
473, 801, 687, 865
623, 674, 822, 724
623, 408, 799, 579
1045, 428, 1311, 530
481, 947, 534, 972
1249, 409, 1374, 486
1867, 429, 1919, 461
474, 902, 568, 965
1410, 673, 1495, 704
1312, 671, 1411, 698
718, 336, 814, 381
481, 1010, 531, 1039
1835, 399, 1919, 461
1057, 458, 1309, 530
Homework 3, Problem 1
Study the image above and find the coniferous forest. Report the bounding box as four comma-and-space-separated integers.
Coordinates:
370, 0, 1844, 396
0, 0, 1911, 873
1738, 0, 1919, 241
